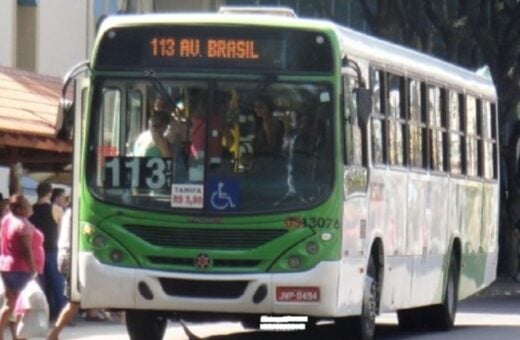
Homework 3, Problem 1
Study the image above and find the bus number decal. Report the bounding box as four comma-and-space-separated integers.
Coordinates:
145, 158, 167, 189
104, 156, 171, 189
284, 216, 303, 229
303, 217, 339, 229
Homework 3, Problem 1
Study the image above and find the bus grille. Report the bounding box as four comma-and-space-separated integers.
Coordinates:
149, 256, 261, 268
158, 278, 248, 298
123, 225, 287, 249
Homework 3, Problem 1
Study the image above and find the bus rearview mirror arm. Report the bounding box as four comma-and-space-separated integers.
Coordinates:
56, 60, 90, 141
56, 99, 74, 140
343, 56, 371, 128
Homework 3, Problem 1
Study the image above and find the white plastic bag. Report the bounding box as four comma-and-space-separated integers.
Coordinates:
15, 279, 49, 338
0, 277, 5, 299
0, 277, 5, 306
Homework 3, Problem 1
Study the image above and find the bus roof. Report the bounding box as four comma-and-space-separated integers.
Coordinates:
97, 13, 334, 33
96, 13, 496, 99
336, 26, 496, 99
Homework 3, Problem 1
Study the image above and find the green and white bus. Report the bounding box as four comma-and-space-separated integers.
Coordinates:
59, 7, 499, 340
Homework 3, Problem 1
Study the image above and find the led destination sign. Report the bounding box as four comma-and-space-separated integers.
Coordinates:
95, 26, 333, 73
149, 37, 260, 60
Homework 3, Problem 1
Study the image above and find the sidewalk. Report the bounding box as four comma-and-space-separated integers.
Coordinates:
475, 277, 520, 298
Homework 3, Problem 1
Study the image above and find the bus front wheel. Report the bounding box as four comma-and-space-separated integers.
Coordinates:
336, 256, 378, 340
125, 310, 167, 340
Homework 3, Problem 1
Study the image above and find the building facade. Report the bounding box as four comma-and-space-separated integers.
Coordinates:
0, 0, 88, 78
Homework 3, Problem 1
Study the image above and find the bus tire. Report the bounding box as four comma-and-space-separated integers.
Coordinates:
335, 256, 378, 340
397, 307, 428, 331
240, 315, 261, 329
426, 254, 459, 330
125, 310, 167, 340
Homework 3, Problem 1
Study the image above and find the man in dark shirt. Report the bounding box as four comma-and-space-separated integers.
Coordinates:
30, 182, 67, 321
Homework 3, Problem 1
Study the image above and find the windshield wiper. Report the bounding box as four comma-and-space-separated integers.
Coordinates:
144, 69, 184, 121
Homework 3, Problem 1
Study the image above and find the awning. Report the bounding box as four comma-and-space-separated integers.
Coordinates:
0, 65, 72, 184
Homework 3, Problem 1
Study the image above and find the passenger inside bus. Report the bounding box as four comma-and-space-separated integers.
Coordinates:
132, 98, 174, 158
252, 94, 285, 156
247, 94, 287, 191
188, 90, 234, 169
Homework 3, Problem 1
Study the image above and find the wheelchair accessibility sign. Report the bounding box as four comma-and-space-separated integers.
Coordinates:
208, 178, 239, 211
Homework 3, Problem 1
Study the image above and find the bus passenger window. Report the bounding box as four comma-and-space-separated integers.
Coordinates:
466, 95, 478, 177
482, 101, 496, 179
428, 85, 444, 172
388, 74, 405, 166
370, 69, 383, 114
372, 119, 384, 165
448, 91, 462, 175
408, 79, 424, 169
370, 68, 386, 165
343, 75, 363, 166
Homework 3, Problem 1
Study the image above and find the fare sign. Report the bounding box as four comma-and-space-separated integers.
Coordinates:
276, 286, 320, 302
171, 184, 204, 209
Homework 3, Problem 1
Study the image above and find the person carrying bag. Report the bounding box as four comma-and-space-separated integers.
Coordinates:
15, 278, 49, 338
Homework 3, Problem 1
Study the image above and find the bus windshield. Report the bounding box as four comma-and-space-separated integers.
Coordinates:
86, 78, 334, 214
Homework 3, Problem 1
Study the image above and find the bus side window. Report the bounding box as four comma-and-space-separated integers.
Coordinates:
343, 74, 364, 166
466, 95, 478, 177
387, 73, 405, 167
448, 90, 463, 175
408, 79, 425, 169
482, 101, 498, 179
370, 68, 386, 165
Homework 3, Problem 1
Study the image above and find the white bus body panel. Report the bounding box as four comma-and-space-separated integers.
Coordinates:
79, 253, 364, 317
358, 164, 499, 312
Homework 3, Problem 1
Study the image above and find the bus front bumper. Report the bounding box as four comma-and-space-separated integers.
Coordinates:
77, 252, 361, 317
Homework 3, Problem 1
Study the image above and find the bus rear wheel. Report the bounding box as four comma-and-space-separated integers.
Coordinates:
397, 254, 459, 332
336, 256, 378, 340
426, 254, 459, 330
125, 310, 167, 340
240, 315, 261, 329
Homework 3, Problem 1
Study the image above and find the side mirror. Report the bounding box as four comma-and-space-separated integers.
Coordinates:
356, 87, 372, 128
56, 98, 74, 140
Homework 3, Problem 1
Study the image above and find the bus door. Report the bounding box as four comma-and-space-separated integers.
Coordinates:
70, 75, 89, 301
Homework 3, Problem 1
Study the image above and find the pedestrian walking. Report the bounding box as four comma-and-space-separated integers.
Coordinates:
0, 194, 45, 340
29, 182, 67, 321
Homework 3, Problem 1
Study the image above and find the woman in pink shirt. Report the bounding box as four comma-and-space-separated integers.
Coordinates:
0, 194, 45, 340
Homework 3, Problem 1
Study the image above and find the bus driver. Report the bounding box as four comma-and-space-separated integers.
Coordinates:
133, 98, 173, 158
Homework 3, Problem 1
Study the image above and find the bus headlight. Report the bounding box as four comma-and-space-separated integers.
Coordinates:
288, 255, 302, 269
92, 234, 107, 248
110, 249, 124, 263
80, 222, 138, 267
81, 222, 95, 236
306, 241, 319, 255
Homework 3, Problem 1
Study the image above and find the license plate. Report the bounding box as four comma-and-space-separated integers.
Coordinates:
276, 286, 320, 302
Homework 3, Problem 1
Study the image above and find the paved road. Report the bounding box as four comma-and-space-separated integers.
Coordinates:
15, 294, 520, 339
